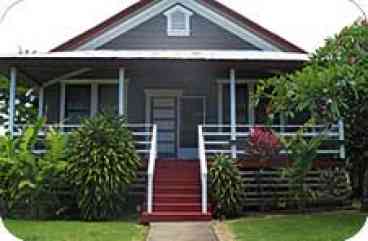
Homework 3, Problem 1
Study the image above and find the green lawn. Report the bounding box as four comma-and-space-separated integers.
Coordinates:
4, 219, 146, 241
227, 212, 367, 241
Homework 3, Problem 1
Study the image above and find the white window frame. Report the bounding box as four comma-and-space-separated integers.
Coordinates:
216, 79, 257, 126
164, 5, 193, 37
59, 79, 129, 124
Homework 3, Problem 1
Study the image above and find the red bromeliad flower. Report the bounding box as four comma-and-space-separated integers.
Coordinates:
248, 126, 282, 161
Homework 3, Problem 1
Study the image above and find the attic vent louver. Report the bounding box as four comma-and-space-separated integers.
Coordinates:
164, 5, 193, 37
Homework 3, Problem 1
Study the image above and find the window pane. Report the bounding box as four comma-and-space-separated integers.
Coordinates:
171, 11, 186, 30
222, 84, 249, 124
65, 85, 91, 123
98, 84, 118, 114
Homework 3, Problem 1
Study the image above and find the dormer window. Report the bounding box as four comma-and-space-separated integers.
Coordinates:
164, 5, 193, 37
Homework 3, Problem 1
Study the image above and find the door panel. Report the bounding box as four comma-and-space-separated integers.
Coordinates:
152, 97, 177, 158
179, 97, 205, 159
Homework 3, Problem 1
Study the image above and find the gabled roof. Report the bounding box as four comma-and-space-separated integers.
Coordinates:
51, 0, 306, 53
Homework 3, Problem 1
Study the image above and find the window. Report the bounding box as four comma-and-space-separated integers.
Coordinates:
164, 5, 193, 36
222, 84, 249, 124
65, 85, 91, 123
98, 84, 118, 114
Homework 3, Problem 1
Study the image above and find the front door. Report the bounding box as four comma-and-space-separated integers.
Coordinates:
178, 97, 205, 159
151, 97, 178, 158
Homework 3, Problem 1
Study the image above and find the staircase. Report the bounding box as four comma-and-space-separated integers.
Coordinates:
140, 160, 212, 223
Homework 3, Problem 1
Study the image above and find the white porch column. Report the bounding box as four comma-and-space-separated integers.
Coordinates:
118, 67, 126, 116
91, 83, 98, 116
248, 82, 255, 125
230, 68, 237, 159
59, 82, 66, 124
9, 67, 17, 137
38, 87, 44, 118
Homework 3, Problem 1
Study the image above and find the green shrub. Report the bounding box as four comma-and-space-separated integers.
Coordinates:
0, 119, 68, 218
67, 114, 140, 221
209, 154, 244, 219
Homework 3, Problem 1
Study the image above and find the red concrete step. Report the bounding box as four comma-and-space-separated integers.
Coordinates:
154, 203, 209, 212
154, 179, 200, 185
155, 185, 200, 194
155, 194, 201, 203
155, 171, 198, 176
140, 211, 212, 223
155, 176, 200, 181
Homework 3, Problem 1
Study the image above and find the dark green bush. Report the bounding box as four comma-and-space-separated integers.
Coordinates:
209, 154, 244, 219
0, 119, 69, 219
67, 114, 140, 221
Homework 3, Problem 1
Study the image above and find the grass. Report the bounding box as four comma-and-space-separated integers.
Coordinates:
4, 218, 147, 241
227, 212, 367, 241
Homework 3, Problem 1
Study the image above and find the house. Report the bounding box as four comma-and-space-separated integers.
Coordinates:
0, 0, 346, 222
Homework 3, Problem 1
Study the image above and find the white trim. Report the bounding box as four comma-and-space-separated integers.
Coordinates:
43, 68, 91, 87
144, 89, 183, 123
38, 87, 44, 118
164, 5, 193, 37
77, 0, 280, 51
61, 79, 120, 84
144, 89, 183, 97
119, 68, 126, 116
9, 67, 17, 137
10, 50, 309, 61
91, 83, 98, 116
230, 69, 237, 159
59, 82, 66, 124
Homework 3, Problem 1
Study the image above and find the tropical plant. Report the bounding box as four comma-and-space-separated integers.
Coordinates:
0, 118, 44, 213
0, 119, 69, 218
67, 113, 140, 221
247, 126, 282, 163
281, 125, 324, 210
209, 154, 244, 219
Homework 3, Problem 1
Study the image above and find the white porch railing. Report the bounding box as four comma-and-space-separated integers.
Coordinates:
14, 123, 159, 213
13, 123, 157, 157
198, 125, 208, 214
199, 121, 345, 160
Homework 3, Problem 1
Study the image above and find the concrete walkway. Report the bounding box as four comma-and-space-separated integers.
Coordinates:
147, 222, 217, 241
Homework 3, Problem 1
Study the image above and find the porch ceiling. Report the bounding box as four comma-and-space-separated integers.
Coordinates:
0, 50, 308, 86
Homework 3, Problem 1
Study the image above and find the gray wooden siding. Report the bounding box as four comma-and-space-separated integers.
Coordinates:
126, 64, 221, 124
99, 11, 259, 50
44, 84, 60, 123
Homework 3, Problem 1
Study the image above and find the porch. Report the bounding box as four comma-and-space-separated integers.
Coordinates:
1, 50, 345, 221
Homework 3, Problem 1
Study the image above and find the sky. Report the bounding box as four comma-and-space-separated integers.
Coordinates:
0, 0, 366, 54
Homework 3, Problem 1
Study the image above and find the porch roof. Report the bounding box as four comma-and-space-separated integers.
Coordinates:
0, 50, 308, 86
0, 50, 309, 62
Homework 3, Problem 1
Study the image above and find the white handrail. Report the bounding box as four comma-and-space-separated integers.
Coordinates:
147, 124, 157, 214
198, 125, 208, 214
